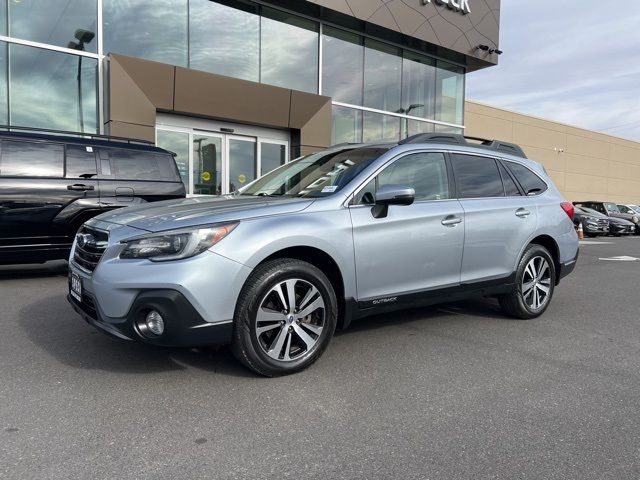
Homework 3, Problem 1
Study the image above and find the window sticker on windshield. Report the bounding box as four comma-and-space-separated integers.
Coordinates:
86, 146, 93, 152
322, 186, 338, 193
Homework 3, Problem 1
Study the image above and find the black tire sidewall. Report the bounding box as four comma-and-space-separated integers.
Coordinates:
234, 260, 337, 375
514, 245, 556, 318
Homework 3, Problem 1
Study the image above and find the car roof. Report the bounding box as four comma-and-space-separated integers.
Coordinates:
0, 129, 173, 155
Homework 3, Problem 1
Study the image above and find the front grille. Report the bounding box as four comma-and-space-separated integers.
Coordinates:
73, 226, 108, 272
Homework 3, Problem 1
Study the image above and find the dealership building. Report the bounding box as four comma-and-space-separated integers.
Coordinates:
0, 0, 638, 202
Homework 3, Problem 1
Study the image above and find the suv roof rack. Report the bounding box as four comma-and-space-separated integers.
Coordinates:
0, 125, 155, 146
399, 133, 527, 159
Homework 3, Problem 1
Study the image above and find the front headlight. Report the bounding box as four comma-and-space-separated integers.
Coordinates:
120, 222, 238, 262
632, 216, 639, 223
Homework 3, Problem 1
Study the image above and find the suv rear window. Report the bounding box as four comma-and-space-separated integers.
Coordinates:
0, 140, 64, 177
98, 148, 179, 181
451, 154, 504, 198
505, 161, 548, 195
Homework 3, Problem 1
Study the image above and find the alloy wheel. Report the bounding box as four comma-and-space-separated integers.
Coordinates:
255, 278, 325, 362
521, 256, 552, 310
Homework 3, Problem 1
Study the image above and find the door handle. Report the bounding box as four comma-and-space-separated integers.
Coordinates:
441, 216, 462, 227
67, 184, 95, 191
515, 208, 531, 218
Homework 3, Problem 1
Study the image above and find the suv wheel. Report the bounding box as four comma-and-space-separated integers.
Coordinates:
232, 258, 337, 376
499, 244, 556, 320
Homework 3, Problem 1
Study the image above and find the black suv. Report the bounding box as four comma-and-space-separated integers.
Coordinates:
0, 127, 185, 265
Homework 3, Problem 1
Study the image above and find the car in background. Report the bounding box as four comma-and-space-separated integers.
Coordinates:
617, 204, 640, 216
573, 205, 609, 237
0, 127, 186, 265
574, 201, 640, 235
577, 206, 635, 237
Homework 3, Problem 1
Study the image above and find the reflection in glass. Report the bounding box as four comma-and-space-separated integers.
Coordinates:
229, 139, 256, 192
436, 61, 465, 126
189, 0, 259, 81
1, 140, 64, 177
193, 134, 222, 195
332, 106, 362, 145
402, 52, 436, 120
363, 112, 400, 143
404, 120, 434, 139
260, 142, 286, 176
104, 0, 187, 66
364, 39, 401, 112
261, 8, 318, 93
322, 27, 363, 105
435, 124, 463, 134
156, 130, 189, 189
9, 0, 97, 53
9, 44, 97, 132
0, 43, 7, 125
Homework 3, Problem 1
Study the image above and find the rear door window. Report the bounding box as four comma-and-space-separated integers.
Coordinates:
66, 145, 97, 178
0, 140, 64, 177
98, 148, 178, 181
451, 154, 504, 199
505, 161, 548, 195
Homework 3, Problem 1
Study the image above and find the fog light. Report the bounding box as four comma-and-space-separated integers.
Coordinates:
145, 310, 164, 336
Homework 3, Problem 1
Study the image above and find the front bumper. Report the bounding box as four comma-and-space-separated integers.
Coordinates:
68, 288, 233, 347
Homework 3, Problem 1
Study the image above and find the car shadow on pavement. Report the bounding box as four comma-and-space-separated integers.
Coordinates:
0, 260, 68, 280
18, 294, 254, 378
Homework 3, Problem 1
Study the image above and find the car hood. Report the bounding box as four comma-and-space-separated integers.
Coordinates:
608, 216, 635, 226
94, 195, 315, 232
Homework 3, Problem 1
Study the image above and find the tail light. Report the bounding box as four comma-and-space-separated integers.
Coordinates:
561, 202, 574, 221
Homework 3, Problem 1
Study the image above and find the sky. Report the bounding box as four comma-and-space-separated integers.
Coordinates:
466, 1, 640, 142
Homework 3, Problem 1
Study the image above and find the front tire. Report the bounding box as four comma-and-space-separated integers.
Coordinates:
231, 258, 338, 376
499, 244, 556, 320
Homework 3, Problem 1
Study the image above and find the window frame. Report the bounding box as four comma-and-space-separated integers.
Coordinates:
347, 149, 455, 207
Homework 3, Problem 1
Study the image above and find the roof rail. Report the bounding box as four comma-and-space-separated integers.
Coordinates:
0, 125, 155, 146
400, 133, 527, 159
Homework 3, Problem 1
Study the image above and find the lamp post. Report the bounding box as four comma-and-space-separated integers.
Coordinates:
68, 29, 95, 133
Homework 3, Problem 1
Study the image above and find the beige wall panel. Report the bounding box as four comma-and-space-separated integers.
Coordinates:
564, 173, 608, 196
607, 178, 640, 198
512, 123, 565, 151
174, 68, 291, 128
465, 112, 514, 142
111, 55, 175, 111
547, 170, 565, 190
610, 143, 640, 165
564, 153, 608, 177
108, 57, 156, 127
566, 134, 611, 159
466, 102, 513, 121
608, 160, 640, 180
519, 146, 565, 172
107, 121, 156, 143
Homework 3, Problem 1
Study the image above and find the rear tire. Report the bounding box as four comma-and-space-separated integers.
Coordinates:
231, 258, 337, 377
499, 244, 556, 320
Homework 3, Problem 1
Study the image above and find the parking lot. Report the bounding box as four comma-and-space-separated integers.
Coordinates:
1, 238, 640, 480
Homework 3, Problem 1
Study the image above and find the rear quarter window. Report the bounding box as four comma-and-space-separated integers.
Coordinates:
505, 161, 548, 195
0, 140, 64, 177
98, 148, 180, 181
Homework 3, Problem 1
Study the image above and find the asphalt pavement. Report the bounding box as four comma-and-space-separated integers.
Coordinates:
1, 238, 640, 479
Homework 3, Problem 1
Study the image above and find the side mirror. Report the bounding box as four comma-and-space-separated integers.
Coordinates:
371, 184, 415, 218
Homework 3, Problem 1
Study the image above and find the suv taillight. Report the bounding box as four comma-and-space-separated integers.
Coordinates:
561, 202, 574, 221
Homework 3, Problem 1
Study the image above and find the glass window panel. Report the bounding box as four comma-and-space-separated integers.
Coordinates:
0, 2, 5, 35
260, 142, 286, 176
505, 161, 548, 195
401, 51, 436, 120
322, 27, 363, 105
66, 145, 97, 178
261, 8, 318, 93
332, 106, 362, 145
451, 154, 504, 199
104, 0, 187, 66
436, 61, 464, 126
0, 43, 7, 125
156, 130, 189, 188
363, 111, 400, 143
1, 140, 63, 177
378, 152, 449, 201
229, 139, 256, 192
10, 44, 98, 133
98, 148, 176, 181
363, 39, 401, 112
193, 134, 222, 195
189, 0, 259, 81
498, 162, 521, 196
435, 125, 463, 134
404, 119, 434, 139
9, 0, 97, 52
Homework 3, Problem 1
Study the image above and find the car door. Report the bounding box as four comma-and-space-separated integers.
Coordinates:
349, 151, 464, 302
451, 153, 538, 283
0, 139, 96, 251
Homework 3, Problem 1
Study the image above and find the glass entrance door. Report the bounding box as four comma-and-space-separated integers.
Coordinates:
156, 119, 289, 196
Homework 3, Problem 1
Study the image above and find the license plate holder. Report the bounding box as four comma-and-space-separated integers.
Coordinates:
70, 273, 82, 302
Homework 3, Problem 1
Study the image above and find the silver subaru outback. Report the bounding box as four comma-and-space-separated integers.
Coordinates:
68, 134, 579, 376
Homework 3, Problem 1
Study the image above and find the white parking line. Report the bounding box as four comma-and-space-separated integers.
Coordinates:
579, 241, 613, 245
599, 256, 639, 262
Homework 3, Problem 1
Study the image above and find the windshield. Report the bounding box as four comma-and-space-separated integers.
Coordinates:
628, 205, 640, 214
238, 147, 389, 198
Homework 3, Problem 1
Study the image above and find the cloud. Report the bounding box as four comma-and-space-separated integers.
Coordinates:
466, 0, 640, 141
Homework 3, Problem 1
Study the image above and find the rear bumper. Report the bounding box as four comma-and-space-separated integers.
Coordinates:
558, 249, 579, 284
68, 288, 233, 347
